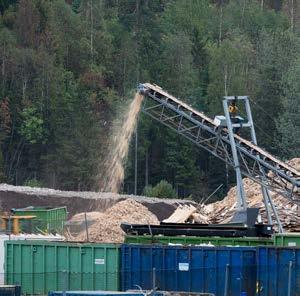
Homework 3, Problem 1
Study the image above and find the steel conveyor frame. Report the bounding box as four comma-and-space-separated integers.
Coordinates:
138, 83, 300, 204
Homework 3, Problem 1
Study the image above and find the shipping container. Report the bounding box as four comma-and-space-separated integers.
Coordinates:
0, 285, 21, 296
5, 241, 120, 295
256, 247, 300, 296
0, 234, 64, 285
48, 291, 146, 296
48, 291, 215, 296
273, 233, 300, 247
121, 244, 256, 296
14, 207, 67, 234
125, 235, 273, 246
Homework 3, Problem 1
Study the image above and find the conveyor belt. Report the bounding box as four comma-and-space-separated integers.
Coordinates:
139, 83, 300, 203
121, 222, 273, 237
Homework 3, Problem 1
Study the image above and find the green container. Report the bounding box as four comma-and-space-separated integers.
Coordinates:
14, 207, 67, 234
274, 233, 300, 247
5, 240, 120, 295
125, 235, 274, 246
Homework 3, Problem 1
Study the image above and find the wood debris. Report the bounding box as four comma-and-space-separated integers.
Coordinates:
195, 158, 300, 231
65, 158, 300, 243
66, 199, 159, 243
162, 204, 197, 223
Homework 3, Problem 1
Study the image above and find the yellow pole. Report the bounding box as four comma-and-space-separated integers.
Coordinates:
13, 217, 20, 234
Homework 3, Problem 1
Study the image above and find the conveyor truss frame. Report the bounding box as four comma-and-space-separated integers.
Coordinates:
138, 83, 300, 211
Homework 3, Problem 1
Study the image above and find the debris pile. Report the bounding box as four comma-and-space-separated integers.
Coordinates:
66, 199, 159, 243
64, 158, 300, 242
162, 158, 300, 231
200, 158, 300, 231
162, 204, 209, 224
286, 157, 300, 171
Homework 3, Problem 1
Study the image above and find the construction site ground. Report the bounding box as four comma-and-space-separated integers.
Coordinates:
0, 183, 194, 221
1, 158, 299, 243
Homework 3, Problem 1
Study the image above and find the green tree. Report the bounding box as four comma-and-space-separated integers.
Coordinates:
20, 106, 47, 144
252, 30, 299, 152
160, 31, 197, 98
207, 35, 254, 114
143, 180, 177, 199
0, 0, 298, 198
277, 58, 300, 159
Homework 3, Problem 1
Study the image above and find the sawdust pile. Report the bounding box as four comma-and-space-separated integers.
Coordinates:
202, 158, 300, 231
70, 211, 104, 222
286, 158, 300, 170
99, 93, 143, 193
67, 199, 159, 243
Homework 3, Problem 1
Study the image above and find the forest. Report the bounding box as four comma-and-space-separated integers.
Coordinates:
0, 0, 299, 201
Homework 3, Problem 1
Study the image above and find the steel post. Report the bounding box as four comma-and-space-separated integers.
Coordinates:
224, 264, 229, 296
244, 98, 273, 224
267, 190, 284, 233
152, 267, 156, 290
223, 99, 247, 210
288, 261, 293, 296
244, 98, 284, 231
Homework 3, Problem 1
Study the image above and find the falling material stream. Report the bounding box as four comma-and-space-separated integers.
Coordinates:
99, 93, 143, 193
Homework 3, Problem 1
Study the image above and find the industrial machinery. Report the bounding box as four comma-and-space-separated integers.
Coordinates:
125, 83, 300, 235
121, 218, 273, 238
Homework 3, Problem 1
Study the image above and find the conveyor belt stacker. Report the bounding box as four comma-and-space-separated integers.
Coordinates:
137, 83, 300, 232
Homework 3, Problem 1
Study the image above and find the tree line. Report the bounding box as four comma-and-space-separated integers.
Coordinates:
0, 0, 299, 201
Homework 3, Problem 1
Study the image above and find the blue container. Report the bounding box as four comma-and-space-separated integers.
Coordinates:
256, 247, 300, 296
121, 244, 257, 296
48, 292, 214, 296
48, 292, 146, 296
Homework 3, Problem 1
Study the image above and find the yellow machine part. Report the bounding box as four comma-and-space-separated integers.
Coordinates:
1, 215, 36, 234
229, 105, 238, 114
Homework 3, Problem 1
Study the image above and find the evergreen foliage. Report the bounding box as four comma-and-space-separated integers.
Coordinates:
0, 0, 299, 200
143, 180, 177, 199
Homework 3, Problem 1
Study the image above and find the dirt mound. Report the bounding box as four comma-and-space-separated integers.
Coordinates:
67, 198, 159, 243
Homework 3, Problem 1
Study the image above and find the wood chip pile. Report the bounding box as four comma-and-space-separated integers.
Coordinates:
200, 158, 300, 231
66, 158, 300, 242
163, 158, 300, 232
66, 199, 159, 243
